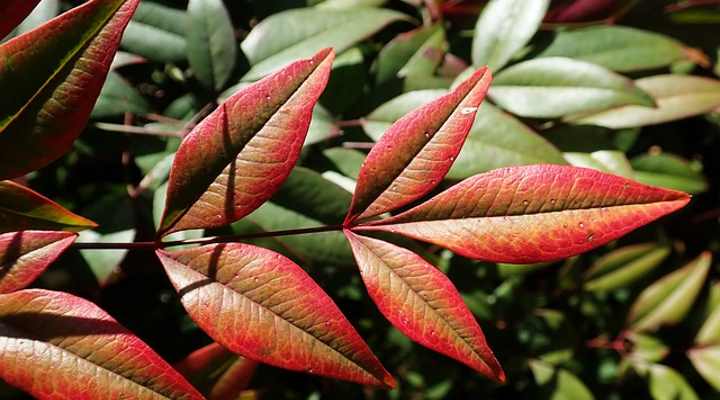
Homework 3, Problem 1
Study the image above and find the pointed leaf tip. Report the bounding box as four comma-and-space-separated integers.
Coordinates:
346, 66, 492, 224
159, 48, 335, 236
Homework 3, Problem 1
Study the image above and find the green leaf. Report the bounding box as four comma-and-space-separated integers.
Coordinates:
695, 282, 720, 346
186, 0, 237, 92
528, 360, 594, 400
363, 89, 447, 140
625, 332, 669, 364
92, 71, 150, 118
489, 57, 655, 118
240, 7, 408, 80
647, 364, 699, 400
120, 2, 188, 63
688, 346, 720, 391
307, 105, 340, 145
627, 252, 711, 332
572, 75, 720, 128
471, 0, 550, 71
564, 151, 634, 178
584, 243, 670, 292
16, 0, 59, 35
631, 153, 708, 194
323, 148, 366, 179
374, 25, 442, 84
535, 26, 691, 72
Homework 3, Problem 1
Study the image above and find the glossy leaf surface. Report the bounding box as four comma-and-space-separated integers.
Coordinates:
0, 289, 203, 399
121, 2, 187, 63
159, 49, 334, 235
489, 57, 655, 118
346, 67, 492, 223
359, 165, 690, 264
241, 7, 407, 80
573, 75, 720, 128
471, 0, 550, 70
584, 243, 670, 292
564, 150, 635, 178
156, 243, 395, 387
345, 231, 504, 381
0, 231, 75, 294
627, 252, 711, 332
0, 0, 140, 179
0, 0, 40, 39
375, 25, 442, 84
0, 180, 96, 234
187, 0, 236, 91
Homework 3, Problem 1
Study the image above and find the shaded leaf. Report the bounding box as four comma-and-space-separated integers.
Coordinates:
187, 0, 237, 91
0, 231, 76, 294
631, 153, 708, 194
241, 7, 407, 80
156, 243, 395, 387
358, 165, 689, 264
120, 1, 187, 63
0, 0, 40, 39
0, 0, 140, 180
345, 231, 505, 381
489, 57, 655, 118
176, 342, 258, 400
627, 252, 711, 332
0, 180, 96, 234
0, 289, 203, 399
324, 148, 366, 180
471, 0, 550, 70
528, 359, 594, 400
346, 68, 492, 223
584, 243, 670, 292
92, 71, 150, 118
572, 75, 720, 128
159, 49, 334, 235
536, 26, 692, 72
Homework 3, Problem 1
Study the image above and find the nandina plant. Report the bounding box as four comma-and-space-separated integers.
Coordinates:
0, 0, 714, 399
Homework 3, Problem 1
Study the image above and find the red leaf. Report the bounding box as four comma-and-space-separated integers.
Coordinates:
159, 48, 335, 236
156, 243, 395, 387
0, 180, 97, 234
176, 342, 258, 400
345, 67, 492, 224
545, 0, 618, 22
0, 0, 140, 180
0, 231, 76, 294
357, 165, 689, 264
345, 231, 505, 382
0, 289, 203, 399
0, 0, 40, 39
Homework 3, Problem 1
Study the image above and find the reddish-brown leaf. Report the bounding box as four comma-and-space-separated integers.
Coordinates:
0, 231, 76, 294
0, 0, 140, 180
0, 289, 204, 399
159, 49, 335, 236
0, 180, 96, 234
357, 165, 689, 264
176, 342, 258, 400
345, 67, 492, 224
0, 0, 41, 39
345, 231, 505, 381
156, 243, 395, 387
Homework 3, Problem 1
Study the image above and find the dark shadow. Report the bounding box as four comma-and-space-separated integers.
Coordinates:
0, 232, 24, 282
221, 103, 237, 223
176, 244, 224, 299
1, 312, 130, 340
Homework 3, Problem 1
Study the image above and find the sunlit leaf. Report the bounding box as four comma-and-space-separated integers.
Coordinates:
688, 346, 720, 391
346, 68, 492, 223
564, 150, 634, 178
374, 25, 443, 84
156, 243, 395, 387
0, 0, 140, 180
159, 49, 334, 235
0, 180, 96, 234
625, 332, 670, 364
584, 243, 670, 292
647, 364, 699, 400
345, 231, 505, 381
471, 0, 550, 71
627, 252, 711, 332
358, 165, 689, 264
0, 289, 203, 399
187, 0, 236, 91
489, 57, 655, 118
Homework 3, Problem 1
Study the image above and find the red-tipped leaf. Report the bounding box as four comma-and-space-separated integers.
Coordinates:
0, 180, 96, 234
345, 67, 492, 224
0, 231, 76, 294
0, 0, 140, 180
0, 289, 204, 399
357, 165, 689, 264
156, 243, 395, 387
159, 49, 335, 236
345, 231, 505, 381
0, 0, 41, 39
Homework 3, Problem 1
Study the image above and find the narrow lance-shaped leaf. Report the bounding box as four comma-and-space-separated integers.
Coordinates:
357, 165, 690, 264
0, 231, 76, 294
695, 282, 720, 346
627, 252, 711, 332
0, 289, 204, 399
345, 231, 505, 382
186, 0, 237, 91
0, 180, 96, 234
471, 0, 550, 70
158, 49, 334, 236
156, 243, 395, 387
346, 67, 492, 224
584, 243, 670, 292
0, 0, 140, 180
0, 0, 41, 39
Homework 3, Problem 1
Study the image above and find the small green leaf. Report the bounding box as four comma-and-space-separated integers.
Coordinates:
695, 282, 720, 346
186, 0, 236, 91
688, 346, 720, 391
564, 151, 634, 178
647, 364, 699, 400
490, 57, 655, 118
584, 243, 670, 292
631, 153, 708, 194
528, 360, 594, 400
92, 72, 150, 118
120, 2, 187, 63
625, 332, 670, 364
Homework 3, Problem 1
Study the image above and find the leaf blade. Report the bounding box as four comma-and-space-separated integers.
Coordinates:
0, 0, 41, 39
186, 0, 237, 91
